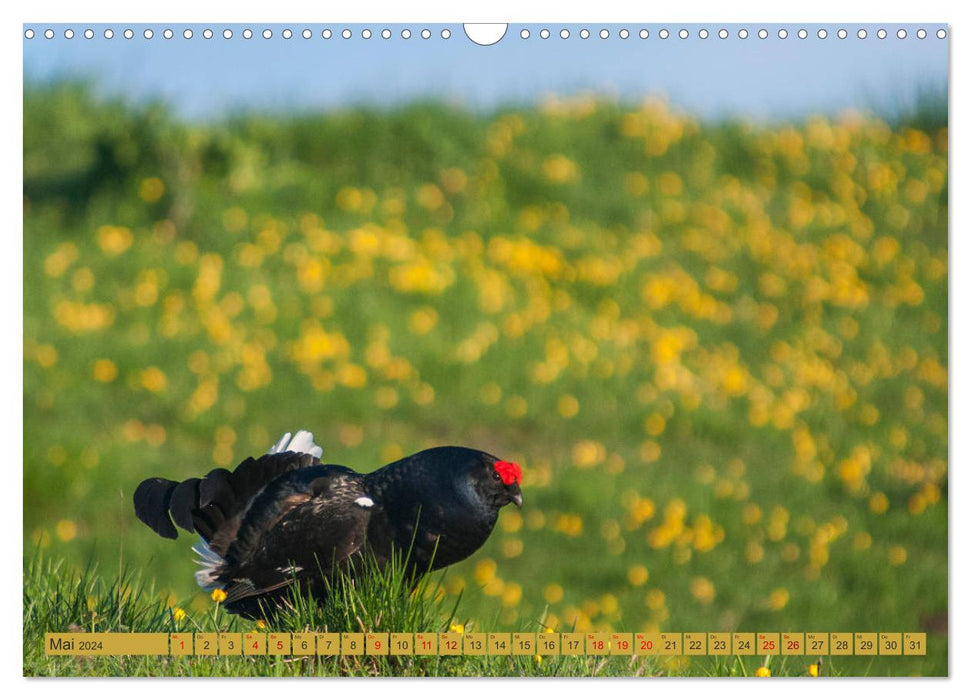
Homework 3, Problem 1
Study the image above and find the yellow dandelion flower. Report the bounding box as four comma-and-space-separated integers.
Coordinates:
502, 583, 523, 607
644, 413, 666, 436
140, 366, 167, 393
690, 577, 715, 605
505, 395, 528, 418
211, 589, 227, 603
557, 394, 580, 418
473, 558, 497, 585
44, 241, 78, 277
92, 359, 118, 383
644, 589, 665, 610
869, 492, 889, 514
408, 306, 439, 335
501, 538, 523, 558
808, 663, 820, 677
534, 654, 543, 664
55, 519, 77, 542
768, 588, 789, 611
640, 440, 661, 463
742, 503, 762, 525
381, 443, 404, 463
755, 666, 771, 677
449, 623, 465, 634
256, 620, 266, 630
888, 546, 908, 566
416, 183, 445, 210
172, 607, 186, 622
572, 440, 605, 468
336, 363, 368, 389
543, 583, 564, 604
746, 540, 765, 564
138, 177, 165, 203
627, 564, 649, 586
96, 225, 133, 255
542, 154, 580, 184
374, 386, 399, 410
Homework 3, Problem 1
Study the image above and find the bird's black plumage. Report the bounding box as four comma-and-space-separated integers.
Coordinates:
133, 430, 523, 617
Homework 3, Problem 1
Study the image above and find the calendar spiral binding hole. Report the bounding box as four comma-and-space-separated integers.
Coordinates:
25, 25, 948, 42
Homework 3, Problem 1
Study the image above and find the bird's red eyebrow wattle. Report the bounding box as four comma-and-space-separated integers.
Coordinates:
494, 460, 522, 486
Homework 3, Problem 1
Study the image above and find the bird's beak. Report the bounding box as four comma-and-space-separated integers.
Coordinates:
509, 486, 523, 509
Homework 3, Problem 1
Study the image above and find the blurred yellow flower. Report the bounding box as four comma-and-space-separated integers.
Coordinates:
138, 177, 165, 203
473, 558, 497, 585
542, 154, 580, 184
755, 666, 771, 677
768, 588, 789, 610
44, 241, 78, 277
690, 577, 715, 605
96, 225, 133, 255
627, 564, 649, 586
888, 546, 908, 566
644, 413, 666, 436
870, 492, 890, 514
172, 607, 186, 622
34, 344, 58, 368
54, 300, 115, 334
140, 366, 168, 393
55, 519, 77, 542
644, 589, 665, 610
408, 306, 439, 335
557, 394, 580, 418
572, 440, 605, 468
92, 358, 117, 383
211, 589, 227, 603
543, 583, 564, 604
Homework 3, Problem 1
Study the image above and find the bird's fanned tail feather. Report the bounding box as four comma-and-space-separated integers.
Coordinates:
133, 431, 325, 547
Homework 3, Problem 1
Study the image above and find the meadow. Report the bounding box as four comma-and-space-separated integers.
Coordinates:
23, 84, 948, 676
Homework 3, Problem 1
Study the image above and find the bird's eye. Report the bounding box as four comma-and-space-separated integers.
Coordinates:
492, 471, 501, 481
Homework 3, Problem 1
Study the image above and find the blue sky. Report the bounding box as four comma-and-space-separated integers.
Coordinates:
23, 23, 948, 121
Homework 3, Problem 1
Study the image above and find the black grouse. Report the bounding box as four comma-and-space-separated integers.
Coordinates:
133, 430, 523, 617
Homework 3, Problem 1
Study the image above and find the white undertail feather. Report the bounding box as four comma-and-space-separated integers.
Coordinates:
192, 538, 225, 590
268, 429, 323, 459
354, 496, 375, 508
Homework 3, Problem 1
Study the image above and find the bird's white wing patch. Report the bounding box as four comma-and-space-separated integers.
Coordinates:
192, 538, 225, 590
269, 429, 323, 458
354, 496, 375, 508
268, 432, 292, 454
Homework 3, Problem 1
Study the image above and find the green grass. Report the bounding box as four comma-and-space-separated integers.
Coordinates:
24, 83, 948, 676
25, 551, 844, 678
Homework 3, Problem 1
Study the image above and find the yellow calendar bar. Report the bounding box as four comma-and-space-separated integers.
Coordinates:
43, 631, 927, 656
